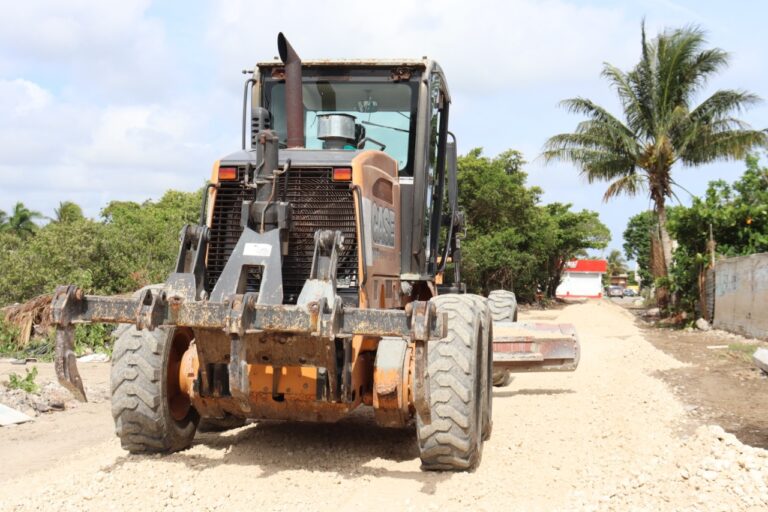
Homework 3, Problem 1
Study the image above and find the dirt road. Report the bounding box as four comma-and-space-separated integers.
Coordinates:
1, 300, 767, 511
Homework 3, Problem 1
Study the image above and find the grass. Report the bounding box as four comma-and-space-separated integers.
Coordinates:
6, 366, 39, 394
727, 342, 758, 363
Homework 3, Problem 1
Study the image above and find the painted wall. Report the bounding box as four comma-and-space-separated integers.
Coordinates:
556, 272, 603, 298
713, 253, 768, 339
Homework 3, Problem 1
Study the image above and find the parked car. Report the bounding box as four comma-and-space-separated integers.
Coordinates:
608, 286, 624, 298
623, 288, 637, 297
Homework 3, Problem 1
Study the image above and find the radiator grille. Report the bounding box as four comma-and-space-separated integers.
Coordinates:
206, 169, 258, 292
279, 168, 358, 302
206, 167, 358, 303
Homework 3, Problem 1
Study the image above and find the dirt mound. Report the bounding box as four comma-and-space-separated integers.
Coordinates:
0, 379, 74, 417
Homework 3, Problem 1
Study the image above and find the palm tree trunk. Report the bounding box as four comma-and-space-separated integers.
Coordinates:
653, 199, 673, 308
656, 204, 674, 275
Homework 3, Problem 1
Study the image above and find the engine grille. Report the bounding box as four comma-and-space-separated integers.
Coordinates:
278, 168, 358, 302
206, 167, 358, 303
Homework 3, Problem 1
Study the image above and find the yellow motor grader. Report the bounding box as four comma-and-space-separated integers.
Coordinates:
51, 34, 579, 471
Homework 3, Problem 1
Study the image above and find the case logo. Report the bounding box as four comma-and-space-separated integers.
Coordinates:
372, 202, 395, 248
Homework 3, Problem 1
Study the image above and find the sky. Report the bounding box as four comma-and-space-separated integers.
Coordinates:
0, 0, 766, 261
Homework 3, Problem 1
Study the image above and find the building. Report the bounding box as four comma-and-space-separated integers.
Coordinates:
609, 274, 629, 287
555, 259, 608, 299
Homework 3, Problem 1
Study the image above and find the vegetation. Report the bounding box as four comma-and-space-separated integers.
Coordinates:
0, 190, 202, 305
0, 315, 20, 354
6, 367, 39, 394
0, 190, 202, 355
607, 249, 628, 278
666, 154, 768, 312
543, 23, 767, 306
457, 149, 610, 301
0, 202, 45, 240
623, 210, 656, 287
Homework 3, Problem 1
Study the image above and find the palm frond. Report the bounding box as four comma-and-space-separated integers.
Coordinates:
602, 173, 648, 202
680, 129, 768, 165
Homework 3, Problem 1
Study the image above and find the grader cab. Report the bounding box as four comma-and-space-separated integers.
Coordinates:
51, 34, 578, 471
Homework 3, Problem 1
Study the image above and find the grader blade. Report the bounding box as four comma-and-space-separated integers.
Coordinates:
491, 321, 580, 372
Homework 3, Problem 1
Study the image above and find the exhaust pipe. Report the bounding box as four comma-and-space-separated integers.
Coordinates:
277, 33, 304, 148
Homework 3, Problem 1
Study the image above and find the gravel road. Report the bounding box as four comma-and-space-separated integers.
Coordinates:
1, 300, 767, 511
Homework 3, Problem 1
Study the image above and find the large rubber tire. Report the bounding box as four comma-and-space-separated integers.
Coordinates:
417, 295, 484, 471
463, 295, 493, 441
488, 289, 518, 323
488, 290, 517, 387
111, 326, 199, 453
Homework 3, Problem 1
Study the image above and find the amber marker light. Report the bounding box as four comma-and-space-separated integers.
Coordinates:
218, 167, 238, 181
333, 167, 352, 181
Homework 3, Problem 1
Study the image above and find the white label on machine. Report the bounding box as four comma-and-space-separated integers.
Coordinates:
243, 243, 272, 257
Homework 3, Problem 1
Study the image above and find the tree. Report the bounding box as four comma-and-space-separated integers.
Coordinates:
542, 203, 610, 297
623, 210, 655, 287
0, 190, 202, 306
543, 23, 767, 305
456, 148, 609, 301
6, 202, 44, 239
53, 201, 85, 223
457, 149, 543, 298
95, 190, 203, 293
667, 153, 768, 312
0, 209, 8, 232
606, 249, 628, 279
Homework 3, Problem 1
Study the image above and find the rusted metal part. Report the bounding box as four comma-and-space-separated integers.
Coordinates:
390, 67, 413, 81
229, 335, 251, 411
277, 33, 304, 148
412, 339, 430, 423
491, 322, 580, 372
54, 325, 86, 402
407, 301, 442, 424
135, 288, 167, 331
372, 337, 410, 427
50, 285, 441, 407
51, 286, 87, 402
192, 393, 357, 423
50, 286, 432, 340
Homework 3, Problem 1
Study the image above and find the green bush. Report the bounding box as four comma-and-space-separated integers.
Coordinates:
74, 323, 114, 356
0, 316, 20, 355
6, 366, 39, 394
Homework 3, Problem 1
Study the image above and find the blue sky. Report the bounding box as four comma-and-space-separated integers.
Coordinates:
0, 0, 766, 262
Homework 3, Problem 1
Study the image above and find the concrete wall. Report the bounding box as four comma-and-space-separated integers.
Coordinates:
713, 253, 768, 339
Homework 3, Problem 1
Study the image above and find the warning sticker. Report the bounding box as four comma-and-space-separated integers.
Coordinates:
243, 243, 272, 257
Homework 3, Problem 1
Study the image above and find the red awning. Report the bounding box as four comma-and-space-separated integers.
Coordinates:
563, 259, 607, 273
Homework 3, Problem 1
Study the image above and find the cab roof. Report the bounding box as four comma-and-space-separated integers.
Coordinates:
257, 58, 431, 69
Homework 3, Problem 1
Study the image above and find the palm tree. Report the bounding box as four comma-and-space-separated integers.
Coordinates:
53, 201, 84, 223
6, 202, 44, 239
607, 249, 628, 278
543, 23, 767, 304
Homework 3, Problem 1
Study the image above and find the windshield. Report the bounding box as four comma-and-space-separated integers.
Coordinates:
266, 81, 416, 174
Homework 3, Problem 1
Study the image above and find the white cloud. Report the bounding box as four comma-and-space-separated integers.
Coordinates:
0, 0, 174, 101
204, 0, 637, 93
0, 0, 766, 256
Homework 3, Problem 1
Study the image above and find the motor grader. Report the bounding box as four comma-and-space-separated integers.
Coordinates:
51, 34, 579, 471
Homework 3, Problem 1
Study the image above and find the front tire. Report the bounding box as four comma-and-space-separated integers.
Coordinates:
417, 295, 484, 471
111, 326, 199, 453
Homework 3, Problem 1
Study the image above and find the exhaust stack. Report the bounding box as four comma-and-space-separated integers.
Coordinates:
277, 33, 304, 148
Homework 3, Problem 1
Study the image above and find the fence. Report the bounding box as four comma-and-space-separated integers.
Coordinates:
713, 253, 768, 339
